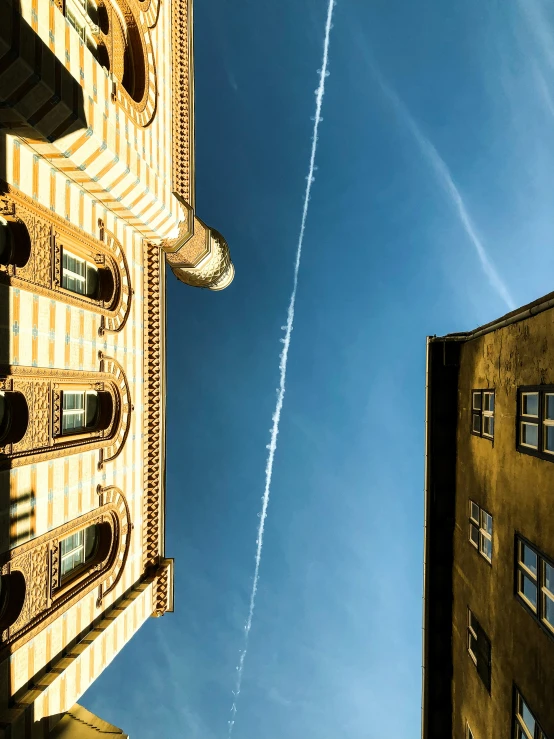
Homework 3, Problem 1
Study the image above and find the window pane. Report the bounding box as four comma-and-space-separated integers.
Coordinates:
543, 591, 554, 630
63, 392, 84, 411
521, 543, 538, 575
472, 392, 482, 410
84, 525, 98, 560
544, 425, 554, 454
483, 392, 494, 412
522, 392, 539, 417
480, 534, 492, 561
85, 392, 99, 428
470, 501, 479, 523
520, 699, 536, 736
86, 263, 99, 297
469, 523, 479, 547
521, 573, 538, 609
63, 252, 85, 276
62, 411, 84, 432
521, 422, 539, 448
472, 414, 481, 433
545, 394, 554, 421
481, 510, 492, 536
483, 416, 494, 437
545, 561, 553, 591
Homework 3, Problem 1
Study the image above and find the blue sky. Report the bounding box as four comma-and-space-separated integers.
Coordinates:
84, 0, 554, 736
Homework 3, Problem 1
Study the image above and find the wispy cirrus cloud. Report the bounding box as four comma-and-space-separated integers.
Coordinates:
361, 58, 515, 311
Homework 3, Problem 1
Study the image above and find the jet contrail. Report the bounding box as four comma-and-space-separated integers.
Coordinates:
228, 0, 337, 734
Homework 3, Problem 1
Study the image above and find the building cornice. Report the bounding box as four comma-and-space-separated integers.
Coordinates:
171, 0, 195, 209
142, 241, 166, 569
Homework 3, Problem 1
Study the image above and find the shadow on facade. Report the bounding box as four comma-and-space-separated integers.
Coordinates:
1, 0, 87, 145
0, 2, 88, 731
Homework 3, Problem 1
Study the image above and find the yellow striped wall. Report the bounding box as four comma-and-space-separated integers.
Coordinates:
1, 0, 180, 240
0, 0, 178, 722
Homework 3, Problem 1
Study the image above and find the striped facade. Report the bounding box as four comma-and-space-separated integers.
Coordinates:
0, 0, 233, 735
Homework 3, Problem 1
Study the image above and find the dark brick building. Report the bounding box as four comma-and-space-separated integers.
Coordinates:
423, 291, 554, 739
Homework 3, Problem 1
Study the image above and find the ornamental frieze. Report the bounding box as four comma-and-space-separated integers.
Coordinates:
0, 354, 132, 469
0, 183, 132, 334
0, 487, 132, 658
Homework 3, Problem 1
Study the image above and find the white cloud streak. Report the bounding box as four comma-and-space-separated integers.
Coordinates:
366, 61, 516, 311
227, 0, 337, 734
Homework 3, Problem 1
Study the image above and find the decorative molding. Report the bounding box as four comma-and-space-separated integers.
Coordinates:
96, 485, 133, 604
0, 490, 131, 657
137, 0, 161, 27
151, 558, 172, 617
98, 353, 134, 468
0, 356, 133, 469
0, 183, 132, 334
142, 243, 163, 570
171, 0, 194, 206
97, 0, 158, 127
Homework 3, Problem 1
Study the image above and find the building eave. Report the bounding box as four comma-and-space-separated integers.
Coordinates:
421, 337, 460, 739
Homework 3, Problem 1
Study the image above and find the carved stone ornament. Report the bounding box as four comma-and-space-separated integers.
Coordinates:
0, 183, 132, 334
94, 0, 157, 127
0, 488, 131, 659
142, 243, 162, 570
0, 355, 132, 469
151, 558, 172, 617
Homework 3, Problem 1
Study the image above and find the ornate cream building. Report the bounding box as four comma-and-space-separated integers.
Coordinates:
0, 0, 233, 735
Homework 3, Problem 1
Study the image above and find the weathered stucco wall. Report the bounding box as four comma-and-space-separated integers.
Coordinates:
452, 307, 554, 739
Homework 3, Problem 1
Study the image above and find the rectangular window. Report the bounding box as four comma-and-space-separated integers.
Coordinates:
467, 724, 475, 739
62, 250, 87, 295
66, 8, 86, 41
468, 500, 493, 562
516, 536, 554, 636
517, 386, 554, 461
61, 390, 99, 435
471, 390, 495, 439
467, 609, 491, 692
514, 689, 549, 739
60, 525, 99, 580
61, 529, 85, 577
61, 249, 99, 298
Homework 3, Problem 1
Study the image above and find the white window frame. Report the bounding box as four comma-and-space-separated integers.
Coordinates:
60, 529, 86, 577
467, 610, 478, 665
61, 249, 98, 297
544, 393, 554, 456
517, 540, 539, 614
516, 537, 554, 635
65, 7, 86, 41
60, 526, 97, 579
466, 723, 475, 739
471, 389, 495, 439
61, 390, 97, 434
517, 386, 554, 461
468, 500, 493, 562
482, 392, 495, 438
514, 690, 548, 739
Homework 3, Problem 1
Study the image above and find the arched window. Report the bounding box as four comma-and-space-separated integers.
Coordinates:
0, 572, 26, 631
0, 216, 31, 269
60, 525, 99, 580
0, 391, 29, 446
61, 389, 113, 435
